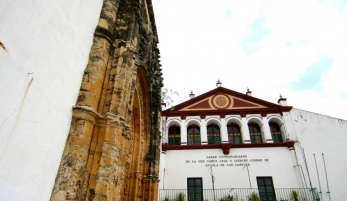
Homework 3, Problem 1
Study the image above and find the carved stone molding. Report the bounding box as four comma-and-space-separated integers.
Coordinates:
50, 0, 162, 200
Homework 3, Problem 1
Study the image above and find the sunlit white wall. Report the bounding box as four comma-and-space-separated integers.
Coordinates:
0, 0, 103, 200
290, 108, 347, 201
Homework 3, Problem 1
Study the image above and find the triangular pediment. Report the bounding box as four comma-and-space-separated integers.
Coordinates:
164, 87, 286, 114
178, 94, 267, 111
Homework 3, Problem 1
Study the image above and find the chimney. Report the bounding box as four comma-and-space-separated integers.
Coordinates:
189, 90, 195, 99
278, 94, 288, 106
161, 102, 166, 110
216, 79, 222, 87
246, 87, 252, 96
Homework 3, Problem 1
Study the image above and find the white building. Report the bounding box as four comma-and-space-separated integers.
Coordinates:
159, 83, 347, 201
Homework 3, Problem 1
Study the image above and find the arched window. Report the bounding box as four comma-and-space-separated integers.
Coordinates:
227, 123, 242, 144
269, 122, 283, 143
207, 123, 221, 144
248, 122, 263, 143
168, 125, 181, 145
187, 124, 201, 145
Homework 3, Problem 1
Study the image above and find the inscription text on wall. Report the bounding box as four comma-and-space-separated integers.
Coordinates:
185, 155, 269, 167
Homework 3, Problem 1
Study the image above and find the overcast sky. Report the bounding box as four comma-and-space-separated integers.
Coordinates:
152, 0, 347, 120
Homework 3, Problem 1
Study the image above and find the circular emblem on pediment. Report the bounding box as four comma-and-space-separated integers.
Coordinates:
212, 94, 230, 109
216, 96, 227, 106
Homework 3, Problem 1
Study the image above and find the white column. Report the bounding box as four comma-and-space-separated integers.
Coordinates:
201, 119, 208, 145
262, 116, 273, 143
181, 119, 187, 145
221, 118, 228, 143
241, 117, 251, 143
164, 121, 169, 144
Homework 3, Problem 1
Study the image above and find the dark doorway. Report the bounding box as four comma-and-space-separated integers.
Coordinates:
187, 178, 203, 201
257, 177, 276, 201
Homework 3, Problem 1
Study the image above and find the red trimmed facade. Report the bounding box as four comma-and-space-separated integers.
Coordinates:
162, 86, 294, 153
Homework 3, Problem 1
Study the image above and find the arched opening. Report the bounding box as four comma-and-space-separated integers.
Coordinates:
168, 125, 181, 145
126, 89, 141, 200
248, 122, 263, 143
269, 122, 283, 142
122, 66, 152, 201
187, 124, 201, 145
207, 123, 221, 144
227, 123, 242, 144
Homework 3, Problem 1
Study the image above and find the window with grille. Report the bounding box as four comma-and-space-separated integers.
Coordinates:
168, 125, 181, 145
187, 124, 201, 145
207, 123, 221, 144
269, 122, 283, 142
227, 123, 242, 144
248, 122, 263, 143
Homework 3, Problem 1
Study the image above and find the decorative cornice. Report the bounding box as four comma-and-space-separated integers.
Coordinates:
94, 27, 115, 44
163, 107, 292, 118
73, 105, 104, 119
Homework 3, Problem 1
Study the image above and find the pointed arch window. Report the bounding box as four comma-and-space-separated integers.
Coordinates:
168, 125, 181, 145
187, 124, 201, 145
227, 123, 242, 144
207, 124, 221, 144
269, 122, 283, 143
248, 122, 263, 143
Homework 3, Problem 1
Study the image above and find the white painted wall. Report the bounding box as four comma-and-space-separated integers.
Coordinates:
289, 108, 347, 201
0, 0, 103, 200
160, 109, 347, 200
160, 148, 299, 190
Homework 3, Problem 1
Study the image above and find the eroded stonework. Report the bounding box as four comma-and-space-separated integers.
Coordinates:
50, 0, 163, 200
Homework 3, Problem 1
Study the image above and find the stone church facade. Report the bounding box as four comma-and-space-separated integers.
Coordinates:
51, 1, 163, 200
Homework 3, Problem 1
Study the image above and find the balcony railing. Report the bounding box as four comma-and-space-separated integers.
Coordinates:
159, 188, 319, 201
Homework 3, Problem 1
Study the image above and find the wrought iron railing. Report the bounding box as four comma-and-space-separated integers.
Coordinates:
159, 188, 320, 201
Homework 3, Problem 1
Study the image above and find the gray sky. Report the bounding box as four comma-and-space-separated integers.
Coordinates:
152, 0, 347, 120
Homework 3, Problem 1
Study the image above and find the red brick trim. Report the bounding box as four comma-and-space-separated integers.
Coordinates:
261, 111, 267, 117
286, 141, 295, 148
163, 107, 293, 119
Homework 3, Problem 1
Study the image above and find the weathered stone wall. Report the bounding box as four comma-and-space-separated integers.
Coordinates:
50, 0, 163, 200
